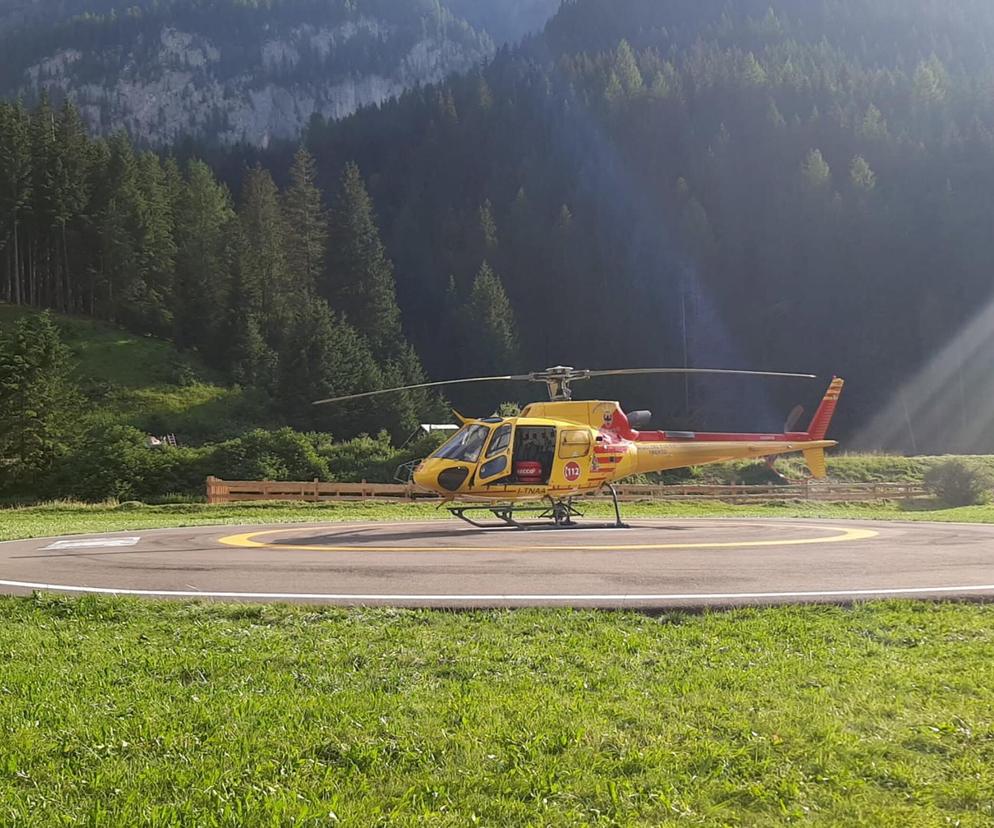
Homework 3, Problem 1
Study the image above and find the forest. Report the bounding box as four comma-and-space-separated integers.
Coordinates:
5, 0, 994, 462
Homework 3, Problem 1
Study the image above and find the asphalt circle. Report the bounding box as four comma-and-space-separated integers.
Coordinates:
2, 518, 994, 608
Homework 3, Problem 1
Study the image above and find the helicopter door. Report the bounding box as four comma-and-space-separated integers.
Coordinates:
478, 423, 514, 484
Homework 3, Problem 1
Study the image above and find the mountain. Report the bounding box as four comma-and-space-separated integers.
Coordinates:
0, 0, 558, 146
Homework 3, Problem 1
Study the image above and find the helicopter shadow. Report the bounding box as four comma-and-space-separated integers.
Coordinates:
271, 522, 696, 547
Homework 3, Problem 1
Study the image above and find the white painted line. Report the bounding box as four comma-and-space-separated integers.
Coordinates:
43, 537, 141, 550
2, 579, 994, 602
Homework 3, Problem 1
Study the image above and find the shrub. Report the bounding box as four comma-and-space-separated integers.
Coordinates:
924, 458, 994, 506
208, 428, 330, 482
320, 431, 447, 482
45, 420, 210, 501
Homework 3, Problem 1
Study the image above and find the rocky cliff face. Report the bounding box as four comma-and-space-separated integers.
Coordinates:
0, 0, 551, 146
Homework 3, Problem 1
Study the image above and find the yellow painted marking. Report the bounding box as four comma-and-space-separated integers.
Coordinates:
218, 523, 878, 553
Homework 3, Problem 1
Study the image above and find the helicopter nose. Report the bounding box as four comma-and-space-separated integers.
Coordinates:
412, 461, 431, 490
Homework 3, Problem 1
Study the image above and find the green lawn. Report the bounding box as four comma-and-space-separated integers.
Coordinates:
0, 597, 992, 825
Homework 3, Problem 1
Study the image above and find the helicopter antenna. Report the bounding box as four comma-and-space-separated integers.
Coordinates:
311, 366, 816, 406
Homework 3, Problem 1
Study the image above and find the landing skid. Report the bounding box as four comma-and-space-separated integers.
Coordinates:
448, 485, 628, 530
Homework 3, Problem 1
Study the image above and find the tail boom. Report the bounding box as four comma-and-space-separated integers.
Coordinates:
633, 439, 836, 476
626, 377, 843, 480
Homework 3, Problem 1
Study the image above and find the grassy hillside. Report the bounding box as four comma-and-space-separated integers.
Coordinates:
0, 304, 271, 444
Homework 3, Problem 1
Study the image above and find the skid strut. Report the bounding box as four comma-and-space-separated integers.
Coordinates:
448, 486, 628, 530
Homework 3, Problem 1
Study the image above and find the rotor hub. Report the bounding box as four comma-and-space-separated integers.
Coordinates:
529, 366, 592, 401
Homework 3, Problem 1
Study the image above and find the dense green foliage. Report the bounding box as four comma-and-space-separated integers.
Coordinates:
0, 312, 79, 488
276, 0, 994, 452
0, 102, 456, 441
0, 306, 453, 501
1, 596, 993, 824
924, 458, 994, 507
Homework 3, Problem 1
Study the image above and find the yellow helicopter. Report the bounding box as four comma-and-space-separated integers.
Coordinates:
314, 366, 843, 528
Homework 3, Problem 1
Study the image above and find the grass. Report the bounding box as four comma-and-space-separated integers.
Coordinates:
0, 303, 271, 442
5, 498, 994, 543
0, 597, 992, 825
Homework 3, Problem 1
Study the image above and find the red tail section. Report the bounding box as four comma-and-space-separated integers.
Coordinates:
807, 377, 844, 440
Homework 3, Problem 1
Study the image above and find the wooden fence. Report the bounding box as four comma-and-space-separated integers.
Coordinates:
205, 476, 927, 505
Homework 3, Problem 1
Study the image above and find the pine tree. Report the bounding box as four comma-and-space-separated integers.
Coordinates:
229, 314, 277, 388
93, 133, 143, 322
801, 148, 831, 190
133, 152, 177, 335
849, 156, 876, 192
282, 146, 326, 299
479, 199, 498, 251
0, 102, 31, 306
614, 40, 644, 96
52, 101, 91, 313
238, 165, 291, 346
0, 313, 79, 482
325, 161, 404, 360
173, 159, 235, 358
464, 261, 520, 372
277, 299, 382, 434
28, 93, 58, 307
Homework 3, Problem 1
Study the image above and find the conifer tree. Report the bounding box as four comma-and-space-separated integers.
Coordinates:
28, 93, 58, 307
133, 152, 177, 335
239, 166, 291, 349
92, 133, 142, 321
0, 102, 31, 306
52, 101, 91, 313
282, 146, 326, 298
277, 299, 382, 433
325, 161, 404, 360
229, 314, 277, 388
0, 313, 79, 481
173, 159, 235, 357
614, 40, 643, 96
464, 260, 520, 372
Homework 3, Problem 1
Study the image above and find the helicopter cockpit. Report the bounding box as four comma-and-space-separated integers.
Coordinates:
425, 420, 559, 489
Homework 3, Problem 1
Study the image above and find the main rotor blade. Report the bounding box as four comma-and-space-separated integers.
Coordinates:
311, 373, 532, 405
583, 368, 817, 380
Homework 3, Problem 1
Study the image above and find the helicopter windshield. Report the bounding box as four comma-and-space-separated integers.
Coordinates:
432, 424, 491, 463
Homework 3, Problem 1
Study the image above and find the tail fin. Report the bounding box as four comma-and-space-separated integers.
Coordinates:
803, 448, 828, 479
807, 377, 844, 440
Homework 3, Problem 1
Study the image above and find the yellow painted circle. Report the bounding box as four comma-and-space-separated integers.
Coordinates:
218, 523, 879, 553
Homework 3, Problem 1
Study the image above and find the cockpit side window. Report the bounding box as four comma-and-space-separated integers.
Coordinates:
432, 424, 491, 463
486, 423, 512, 458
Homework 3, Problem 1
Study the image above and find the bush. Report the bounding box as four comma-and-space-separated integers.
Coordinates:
10, 424, 446, 503
209, 428, 330, 482
320, 431, 447, 482
45, 420, 211, 501
924, 458, 994, 506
